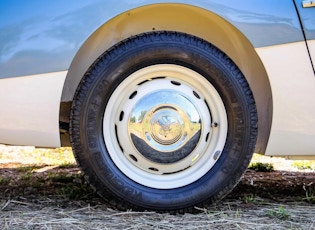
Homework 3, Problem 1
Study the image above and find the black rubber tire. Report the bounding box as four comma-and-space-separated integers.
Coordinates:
70, 31, 257, 211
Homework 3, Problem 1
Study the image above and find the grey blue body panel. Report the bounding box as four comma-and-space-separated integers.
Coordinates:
0, 0, 306, 79
294, 0, 315, 40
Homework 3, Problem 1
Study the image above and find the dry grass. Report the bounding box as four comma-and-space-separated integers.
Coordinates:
0, 145, 75, 166
0, 145, 314, 229
1, 199, 314, 229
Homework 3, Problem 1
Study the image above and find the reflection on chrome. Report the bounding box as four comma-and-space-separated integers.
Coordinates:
128, 90, 201, 164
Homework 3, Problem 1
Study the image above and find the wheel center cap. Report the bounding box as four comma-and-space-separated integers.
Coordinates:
150, 108, 183, 146
128, 90, 201, 164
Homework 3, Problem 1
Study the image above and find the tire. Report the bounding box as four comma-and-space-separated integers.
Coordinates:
70, 31, 257, 211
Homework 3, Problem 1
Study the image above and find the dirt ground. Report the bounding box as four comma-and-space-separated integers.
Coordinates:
0, 145, 314, 229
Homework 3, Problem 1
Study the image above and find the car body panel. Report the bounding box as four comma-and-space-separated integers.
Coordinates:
0, 0, 304, 79
294, 0, 315, 40
0, 71, 66, 147
293, 0, 315, 68
0, 1, 315, 158
309, 40, 315, 66
256, 42, 315, 155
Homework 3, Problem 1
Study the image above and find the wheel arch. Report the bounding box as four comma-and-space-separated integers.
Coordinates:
61, 3, 272, 153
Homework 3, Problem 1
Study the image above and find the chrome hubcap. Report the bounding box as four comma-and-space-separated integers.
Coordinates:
129, 90, 201, 164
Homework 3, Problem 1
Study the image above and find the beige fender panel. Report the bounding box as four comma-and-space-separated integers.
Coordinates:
256, 42, 315, 156
0, 71, 67, 147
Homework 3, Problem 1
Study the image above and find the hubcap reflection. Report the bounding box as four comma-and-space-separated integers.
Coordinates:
128, 91, 201, 164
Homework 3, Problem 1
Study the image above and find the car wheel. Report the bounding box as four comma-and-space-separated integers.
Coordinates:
70, 31, 257, 211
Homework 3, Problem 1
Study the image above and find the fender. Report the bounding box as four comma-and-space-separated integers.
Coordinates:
62, 3, 273, 153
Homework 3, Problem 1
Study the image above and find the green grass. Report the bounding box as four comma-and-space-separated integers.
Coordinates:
58, 162, 77, 168
15, 165, 39, 173
243, 194, 258, 204
292, 161, 315, 170
248, 162, 274, 172
0, 177, 11, 185
303, 185, 315, 204
267, 206, 290, 220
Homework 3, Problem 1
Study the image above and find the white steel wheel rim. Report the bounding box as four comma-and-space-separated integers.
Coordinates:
103, 64, 227, 189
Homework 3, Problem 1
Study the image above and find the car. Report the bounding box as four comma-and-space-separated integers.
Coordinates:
0, 0, 314, 211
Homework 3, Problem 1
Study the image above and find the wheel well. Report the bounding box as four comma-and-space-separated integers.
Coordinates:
60, 3, 272, 153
